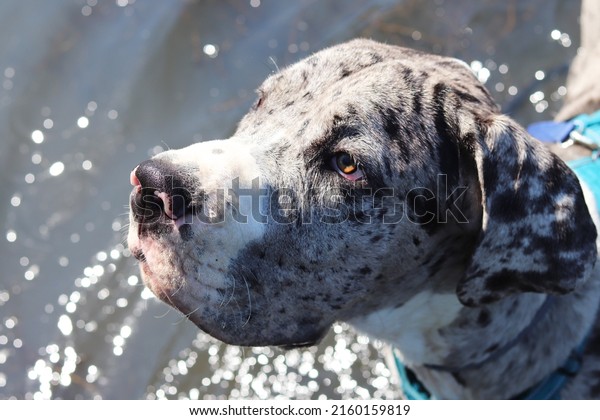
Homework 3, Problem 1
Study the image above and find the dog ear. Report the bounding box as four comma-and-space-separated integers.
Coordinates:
454, 115, 597, 306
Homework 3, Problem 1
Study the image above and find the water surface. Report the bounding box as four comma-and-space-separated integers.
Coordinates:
0, 0, 579, 399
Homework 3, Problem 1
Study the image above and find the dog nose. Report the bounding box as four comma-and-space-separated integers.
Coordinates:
130, 159, 191, 223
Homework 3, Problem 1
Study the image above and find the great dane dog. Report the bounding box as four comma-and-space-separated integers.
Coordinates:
127, 8, 600, 399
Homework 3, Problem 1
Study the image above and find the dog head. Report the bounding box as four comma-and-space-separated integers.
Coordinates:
127, 39, 597, 347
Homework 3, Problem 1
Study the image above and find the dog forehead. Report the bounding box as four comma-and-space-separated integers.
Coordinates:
238, 45, 415, 146
260, 41, 405, 104
261, 39, 477, 99
242, 40, 489, 140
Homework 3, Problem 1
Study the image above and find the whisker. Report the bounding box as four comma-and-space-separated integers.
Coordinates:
268, 56, 280, 72
241, 271, 252, 327
161, 140, 173, 151
154, 307, 174, 319
180, 305, 202, 324
220, 273, 236, 308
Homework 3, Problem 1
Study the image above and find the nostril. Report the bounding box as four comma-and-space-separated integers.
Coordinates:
132, 187, 164, 223
171, 193, 187, 219
130, 159, 194, 224
154, 191, 176, 220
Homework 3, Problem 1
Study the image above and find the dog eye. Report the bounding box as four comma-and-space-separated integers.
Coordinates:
331, 152, 364, 181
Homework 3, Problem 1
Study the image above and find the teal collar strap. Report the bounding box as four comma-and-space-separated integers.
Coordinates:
392, 296, 589, 400
393, 333, 588, 400
568, 157, 600, 208
528, 111, 600, 206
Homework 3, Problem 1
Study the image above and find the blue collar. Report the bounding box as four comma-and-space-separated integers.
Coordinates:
528, 110, 600, 206
393, 334, 588, 400
527, 110, 600, 149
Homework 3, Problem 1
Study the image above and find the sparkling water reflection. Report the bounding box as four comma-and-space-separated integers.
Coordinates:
0, 0, 580, 399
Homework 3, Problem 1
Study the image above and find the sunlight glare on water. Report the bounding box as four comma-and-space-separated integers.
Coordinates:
0, 0, 580, 400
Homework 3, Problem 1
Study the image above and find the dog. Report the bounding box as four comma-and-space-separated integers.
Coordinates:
127, 36, 600, 398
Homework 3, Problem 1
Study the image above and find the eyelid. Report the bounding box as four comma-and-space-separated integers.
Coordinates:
330, 153, 364, 181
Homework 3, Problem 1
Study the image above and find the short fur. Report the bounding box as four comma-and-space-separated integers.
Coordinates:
128, 38, 600, 399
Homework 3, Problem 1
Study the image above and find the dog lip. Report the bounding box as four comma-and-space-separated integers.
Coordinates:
279, 340, 319, 350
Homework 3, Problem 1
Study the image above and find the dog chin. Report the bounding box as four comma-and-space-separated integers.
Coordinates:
186, 311, 329, 349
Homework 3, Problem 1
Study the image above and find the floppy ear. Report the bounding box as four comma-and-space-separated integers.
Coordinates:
455, 115, 597, 306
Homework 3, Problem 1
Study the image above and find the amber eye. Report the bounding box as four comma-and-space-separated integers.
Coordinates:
331, 152, 364, 181
335, 153, 358, 174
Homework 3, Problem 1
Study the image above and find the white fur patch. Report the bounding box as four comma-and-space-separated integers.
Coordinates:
348, 291, 462, 366
131, 138, 267, 295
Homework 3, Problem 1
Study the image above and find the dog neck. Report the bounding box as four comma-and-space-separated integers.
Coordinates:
349, 279, 599, 399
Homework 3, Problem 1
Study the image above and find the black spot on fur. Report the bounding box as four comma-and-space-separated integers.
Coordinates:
485, 343, 499, 353
376, 154, 393, 179
380, 106, 401, 140
477, 310, 492, 327
369, 52, 383, 64
437, 137, 460, 191
180, 224, 194, 241
297, 120, 310, 136
371, 234, 383, 243
453, 89, 481, 104
452, 372, 467, 386
406, 188, 437, 229
478, 295, 496, 305
358, 266, 372, 275
463, 298, 476, 307
489, 190, 528, 223
400, 66, 423, 115
432, 84, 461, 172
485, 272, 519, 292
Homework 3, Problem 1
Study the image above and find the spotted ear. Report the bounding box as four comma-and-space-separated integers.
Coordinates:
455, 115, 597, 306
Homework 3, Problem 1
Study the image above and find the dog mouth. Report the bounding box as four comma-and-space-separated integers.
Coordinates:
132, 248, 147, 263
127, 228, 331, 349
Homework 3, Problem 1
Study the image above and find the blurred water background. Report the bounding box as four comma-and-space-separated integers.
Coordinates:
0, 0, 580, 399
